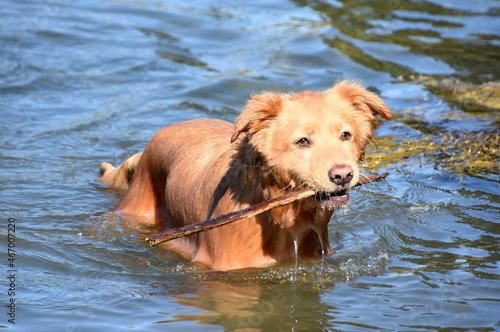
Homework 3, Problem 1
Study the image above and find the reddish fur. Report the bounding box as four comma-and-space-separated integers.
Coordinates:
100, 81, 392, 271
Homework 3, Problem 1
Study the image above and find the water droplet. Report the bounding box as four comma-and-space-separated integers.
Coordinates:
293, 235, 298, 281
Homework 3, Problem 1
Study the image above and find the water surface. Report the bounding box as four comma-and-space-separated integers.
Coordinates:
1, 0, 499, 330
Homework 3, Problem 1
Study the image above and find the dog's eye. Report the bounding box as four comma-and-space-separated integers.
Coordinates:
340, 132, 352, 141
296, 138, 311, 147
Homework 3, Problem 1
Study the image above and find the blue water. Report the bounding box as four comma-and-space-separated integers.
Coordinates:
1, 0, 499, 331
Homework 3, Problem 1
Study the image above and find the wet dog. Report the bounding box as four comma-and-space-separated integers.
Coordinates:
100, 81, 392, 270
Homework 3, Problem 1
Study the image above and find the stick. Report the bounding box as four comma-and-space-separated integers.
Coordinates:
146, 172, 389, 247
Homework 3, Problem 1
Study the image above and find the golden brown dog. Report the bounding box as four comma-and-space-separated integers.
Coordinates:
100, 81, 392, 270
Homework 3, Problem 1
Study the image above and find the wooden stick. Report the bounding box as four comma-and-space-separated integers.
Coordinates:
146, 172, 389, 247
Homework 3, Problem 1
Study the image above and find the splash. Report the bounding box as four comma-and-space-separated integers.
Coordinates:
180, 249, 390, 286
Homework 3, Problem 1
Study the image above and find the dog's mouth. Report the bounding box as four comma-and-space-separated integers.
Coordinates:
316, 190, 350, 209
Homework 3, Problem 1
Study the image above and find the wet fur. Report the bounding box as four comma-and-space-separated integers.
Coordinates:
100, 81, 392, 271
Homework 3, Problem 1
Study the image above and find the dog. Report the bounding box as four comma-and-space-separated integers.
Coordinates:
100, 81, 392, 270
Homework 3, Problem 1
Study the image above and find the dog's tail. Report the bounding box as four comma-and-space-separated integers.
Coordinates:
99, 153, 142, 191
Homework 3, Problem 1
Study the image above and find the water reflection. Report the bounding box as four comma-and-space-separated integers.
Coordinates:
299, 0, 500, 83
157, 278, 333, 330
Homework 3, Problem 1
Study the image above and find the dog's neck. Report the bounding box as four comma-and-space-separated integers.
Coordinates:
238, 170, 335, 267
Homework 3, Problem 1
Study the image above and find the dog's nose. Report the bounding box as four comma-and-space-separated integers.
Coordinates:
329, 165, 354, 188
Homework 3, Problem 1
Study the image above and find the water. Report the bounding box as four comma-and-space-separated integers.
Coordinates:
1, 0, 499, 330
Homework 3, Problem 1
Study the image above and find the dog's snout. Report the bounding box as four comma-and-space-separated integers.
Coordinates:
329, 165, 354, 188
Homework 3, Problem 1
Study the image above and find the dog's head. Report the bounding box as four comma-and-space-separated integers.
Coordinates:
231, 81, 392, 209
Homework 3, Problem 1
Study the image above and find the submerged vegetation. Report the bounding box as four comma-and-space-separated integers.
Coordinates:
365, 130, 500, 179
409, 76, 500, 112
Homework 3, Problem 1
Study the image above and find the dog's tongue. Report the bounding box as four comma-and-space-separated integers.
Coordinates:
320, 191, 350, 209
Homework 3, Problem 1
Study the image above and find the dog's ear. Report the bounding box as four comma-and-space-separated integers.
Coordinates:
333, 81, 392, 120
231, 92, 283, 143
